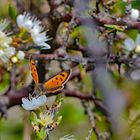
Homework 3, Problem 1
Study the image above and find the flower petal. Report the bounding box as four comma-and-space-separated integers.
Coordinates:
16, 15, 24, 28
32, 95, 47, 106
131, 69, 140, 80
39, 42, 51, 49
22, 103, 35, 110
123, 38, 135, 51
22, 98, 32, 105
17, 51, 25, 60
22, 98, 36, 110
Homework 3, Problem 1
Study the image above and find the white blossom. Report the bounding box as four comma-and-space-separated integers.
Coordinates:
0, 20, 16, 63
130, 69, 140, 80
17, 50, 25, 60
123, 34, 140, 54
22, 95, 47, 110
16, 12, 51, 49
130, 8, 139, 20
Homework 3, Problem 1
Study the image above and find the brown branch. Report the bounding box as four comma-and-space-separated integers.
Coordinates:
92, 13, 140, 31
25, 53, 135, 66
0, 86, 100, 107
63, 90, 101, 102
0, 85, 109, 116
82, 100, 100, 140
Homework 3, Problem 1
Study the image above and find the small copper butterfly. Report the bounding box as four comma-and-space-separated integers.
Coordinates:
29, 56, 72, 94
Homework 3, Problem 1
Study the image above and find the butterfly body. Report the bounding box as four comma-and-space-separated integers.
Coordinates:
29, 56, 72, 94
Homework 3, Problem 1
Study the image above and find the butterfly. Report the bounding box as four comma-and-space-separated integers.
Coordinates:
29, 56, 72, 94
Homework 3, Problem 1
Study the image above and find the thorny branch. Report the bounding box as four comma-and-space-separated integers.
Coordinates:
25, 53, 135, 66
82, 100, 100, 140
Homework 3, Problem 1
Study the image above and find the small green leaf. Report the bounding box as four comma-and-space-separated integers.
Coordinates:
127, 29, 138, 40
111, 1, 126, 16
104, 24, 125, 31
55, 94, 63, 104
8, 4, 17, 20
29, 111, 38, 125
56, 116, 62, 125
52, 94, 63, 109
36, 128, 47, 140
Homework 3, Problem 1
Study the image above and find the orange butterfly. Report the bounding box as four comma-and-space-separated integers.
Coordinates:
29, 56, 72, 94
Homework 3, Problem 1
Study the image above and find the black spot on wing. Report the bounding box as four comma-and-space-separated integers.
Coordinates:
60, 73, 65, 77
31, 61, 35, 65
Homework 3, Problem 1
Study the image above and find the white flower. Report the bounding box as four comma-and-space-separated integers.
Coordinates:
22, 95, 47, 110
123, 34, 140, 54
16, 12, 51, 49
0, 20, 16, 63
130, 8, 139, 20
16, 13, 35, 30
130, 69, 140, 80
17, 50, 25, 60
59, 135, 75, 140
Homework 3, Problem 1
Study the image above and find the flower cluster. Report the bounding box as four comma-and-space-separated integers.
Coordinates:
16, 12, 51, 49
122, 34, 140, 80
0, 20, 21, 63
0, 20, 25, 63
0, 12, 51, 64
26, 94, 63, 140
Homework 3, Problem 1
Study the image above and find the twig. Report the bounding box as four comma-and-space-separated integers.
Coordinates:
25, 53, 135, 66
82, 100, 100, 140
86, 129, 93, 140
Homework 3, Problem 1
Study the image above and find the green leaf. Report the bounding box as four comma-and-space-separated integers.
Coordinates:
29, 111, 38, 125
104, 24, 125, 31
8, 4, 17, 20
55, 94, 63, 104
111, 0, 126, 16
127, 29, 138, 40
56, 116, 62, 125
36, 128, 47, 140
53, 94, 63, 109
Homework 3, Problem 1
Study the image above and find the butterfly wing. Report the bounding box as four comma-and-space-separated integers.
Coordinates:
29, 56, 39, 84
43, 69, 72, 93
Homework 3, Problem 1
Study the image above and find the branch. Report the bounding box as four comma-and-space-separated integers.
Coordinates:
25, 53, 135, 66
92, 12, 140, 31
82, 100, 100, 140
0, 86, 100, 107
